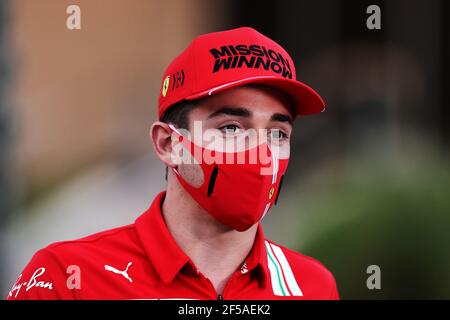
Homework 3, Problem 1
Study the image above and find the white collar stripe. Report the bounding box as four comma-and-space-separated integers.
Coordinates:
269, 242, 303, 296
265, 241, 290, 296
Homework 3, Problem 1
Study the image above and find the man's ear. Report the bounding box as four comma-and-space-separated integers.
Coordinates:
150, 121, 177, 168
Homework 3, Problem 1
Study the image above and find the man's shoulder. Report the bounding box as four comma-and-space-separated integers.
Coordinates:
43, 223, 138, 259
264, 239, 338, 298
7, 224, 141, 300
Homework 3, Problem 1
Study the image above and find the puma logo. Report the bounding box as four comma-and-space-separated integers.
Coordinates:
104, 262, 133, 283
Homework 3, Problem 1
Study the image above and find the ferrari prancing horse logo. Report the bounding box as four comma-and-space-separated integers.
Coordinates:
162, 76, 170, 97
269, 187, 275, 200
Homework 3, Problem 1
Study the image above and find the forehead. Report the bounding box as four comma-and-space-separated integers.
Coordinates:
190, 85, 294, 119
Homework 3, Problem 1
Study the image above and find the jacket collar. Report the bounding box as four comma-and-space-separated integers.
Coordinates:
135, 191, 270, 287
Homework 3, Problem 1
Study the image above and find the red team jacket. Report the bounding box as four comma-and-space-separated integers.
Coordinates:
7, 192, 339, 300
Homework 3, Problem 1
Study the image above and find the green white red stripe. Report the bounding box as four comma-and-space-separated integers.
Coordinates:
265, 240, 303, 296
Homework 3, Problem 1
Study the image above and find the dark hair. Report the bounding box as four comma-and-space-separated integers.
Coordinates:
160, 100, 196, 130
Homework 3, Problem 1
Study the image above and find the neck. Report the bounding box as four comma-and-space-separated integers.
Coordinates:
161, 172, 258, 294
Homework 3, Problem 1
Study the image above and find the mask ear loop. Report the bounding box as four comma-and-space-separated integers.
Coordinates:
168, 122, 183, 135
168, 123, 185, 176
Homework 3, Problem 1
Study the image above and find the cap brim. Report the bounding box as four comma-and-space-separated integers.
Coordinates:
185, 76, 325, 116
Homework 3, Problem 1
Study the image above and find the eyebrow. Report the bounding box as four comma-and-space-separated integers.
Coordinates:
207, 106, 251, 119
207, 105, 293, 126
270, 113, 293, 126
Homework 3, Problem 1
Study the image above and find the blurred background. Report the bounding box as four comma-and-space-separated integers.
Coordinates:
0, 0, 449, 299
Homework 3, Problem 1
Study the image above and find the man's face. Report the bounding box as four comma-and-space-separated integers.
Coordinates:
174, 84, 294, 187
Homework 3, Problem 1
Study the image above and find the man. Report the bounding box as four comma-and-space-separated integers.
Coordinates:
8, 27, 339, 300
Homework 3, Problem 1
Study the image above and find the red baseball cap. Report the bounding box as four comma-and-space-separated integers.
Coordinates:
158, 27, 325, 120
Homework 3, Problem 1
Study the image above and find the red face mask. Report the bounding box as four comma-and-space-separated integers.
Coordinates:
169, 124, 289, 232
